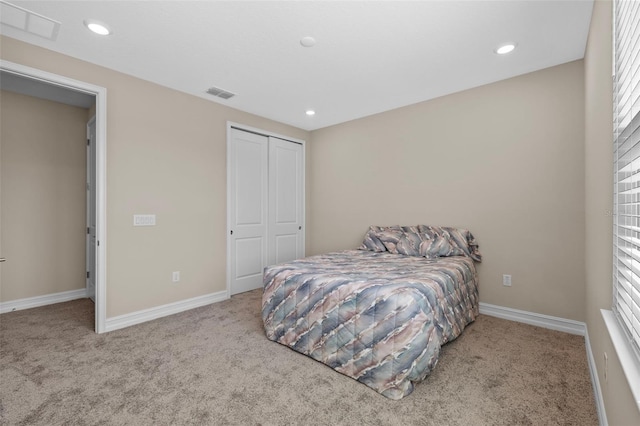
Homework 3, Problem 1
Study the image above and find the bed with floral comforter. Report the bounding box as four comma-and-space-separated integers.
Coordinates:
262, 225, 481, 400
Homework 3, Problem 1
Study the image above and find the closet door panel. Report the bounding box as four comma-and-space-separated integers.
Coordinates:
268, 137, 303, 265
229, 129, 268, 295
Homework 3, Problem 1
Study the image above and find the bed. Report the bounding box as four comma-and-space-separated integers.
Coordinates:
261, 225, 481, 400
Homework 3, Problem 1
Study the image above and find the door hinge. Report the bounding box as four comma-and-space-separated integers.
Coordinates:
87, 138, 90, 146
86, 271, 90, 279
87, 227, 90, 234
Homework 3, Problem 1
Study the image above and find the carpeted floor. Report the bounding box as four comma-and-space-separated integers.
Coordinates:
0, 289, 598, 425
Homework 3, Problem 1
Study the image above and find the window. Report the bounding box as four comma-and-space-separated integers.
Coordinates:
613, 0, 640, 363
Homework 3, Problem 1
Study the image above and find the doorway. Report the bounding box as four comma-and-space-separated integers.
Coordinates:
0, 60, 107, 333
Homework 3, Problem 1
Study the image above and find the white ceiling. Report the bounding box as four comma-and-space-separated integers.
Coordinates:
0, 1, 594, 131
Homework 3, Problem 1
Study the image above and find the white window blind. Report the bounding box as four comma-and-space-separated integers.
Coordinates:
613, 0, 640, 362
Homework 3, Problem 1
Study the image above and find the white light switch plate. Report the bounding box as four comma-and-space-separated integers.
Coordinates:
133, 214, 156, 226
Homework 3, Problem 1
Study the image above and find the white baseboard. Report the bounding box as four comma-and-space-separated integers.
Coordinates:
0, 288, 88, 314
479, 302, 586, 335
104, 290, 229, 332
585, 329, 608, 426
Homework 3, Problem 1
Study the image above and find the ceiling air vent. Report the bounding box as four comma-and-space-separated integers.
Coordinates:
0, 1, 61, 41
206, 86, 235, 100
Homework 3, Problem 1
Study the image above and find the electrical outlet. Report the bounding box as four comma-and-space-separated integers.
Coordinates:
604, 352, 608, 382
172, 271, 180, 283
503, 274, 512, 287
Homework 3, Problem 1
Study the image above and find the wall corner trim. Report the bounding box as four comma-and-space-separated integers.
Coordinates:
0, 288, 88, 314
479, 302, 586, 335
104, 290, 230, 333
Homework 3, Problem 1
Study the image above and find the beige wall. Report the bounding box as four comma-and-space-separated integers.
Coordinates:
0, 36, 310, 317
584, 1, 640, 424
0, 90, 87, 301
309, 60, 586, 321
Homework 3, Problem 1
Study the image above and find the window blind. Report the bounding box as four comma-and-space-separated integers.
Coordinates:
613, 0, 640, 361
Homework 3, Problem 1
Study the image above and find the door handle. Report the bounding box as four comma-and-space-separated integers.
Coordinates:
0, 258, 5, 262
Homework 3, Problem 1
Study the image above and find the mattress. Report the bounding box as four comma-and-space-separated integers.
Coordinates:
261, 249, 479, 399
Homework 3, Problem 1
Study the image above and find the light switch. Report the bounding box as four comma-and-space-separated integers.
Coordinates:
133, 214, 156, 226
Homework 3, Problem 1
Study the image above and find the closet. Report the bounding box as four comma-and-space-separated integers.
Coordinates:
227, 126, 304, 295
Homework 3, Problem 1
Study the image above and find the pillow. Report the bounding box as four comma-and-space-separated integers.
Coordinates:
399, 225, 419, 234
358, 226, 387, 252
417, 225, 447, 237
359, 224, 482, 261
444, 227, 482, 262
418, 225, 482, 262
395, 232, 422, 256
418, 233, 465, 259
358, 225, 402, 252
375, 229, 405, 254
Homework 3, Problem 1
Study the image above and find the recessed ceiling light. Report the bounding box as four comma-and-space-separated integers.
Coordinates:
84, 19, 111, 36
300, 36, 316, 47
305, 110, 316, 116
495, 43, 516, 55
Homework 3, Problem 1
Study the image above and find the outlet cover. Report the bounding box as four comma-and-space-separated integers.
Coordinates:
503, 274, 512, 287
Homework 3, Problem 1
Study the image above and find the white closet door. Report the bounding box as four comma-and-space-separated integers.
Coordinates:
268, 137, 303, 265
229, 129, 268, 295
86, 117, 97, 302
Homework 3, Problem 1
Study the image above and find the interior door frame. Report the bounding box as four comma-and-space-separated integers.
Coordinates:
0, 60, 108, 333
226, 121, 306, 296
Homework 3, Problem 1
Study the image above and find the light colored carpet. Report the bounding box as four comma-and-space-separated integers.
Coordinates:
0, 289, 598, 425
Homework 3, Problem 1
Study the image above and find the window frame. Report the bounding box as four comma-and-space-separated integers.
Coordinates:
609, 0, 640, 410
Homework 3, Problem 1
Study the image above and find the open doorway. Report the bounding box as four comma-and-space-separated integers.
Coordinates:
0, 60, 107, 333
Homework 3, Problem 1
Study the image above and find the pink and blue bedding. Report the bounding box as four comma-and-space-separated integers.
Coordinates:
261, 225, 481, 400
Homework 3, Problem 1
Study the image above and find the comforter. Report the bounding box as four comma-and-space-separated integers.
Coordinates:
262, 250, 479, 399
